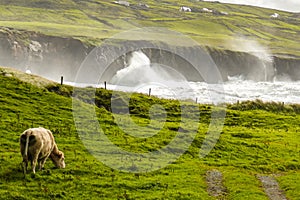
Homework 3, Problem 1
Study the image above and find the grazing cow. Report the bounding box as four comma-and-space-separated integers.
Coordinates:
20, 127, 65, 174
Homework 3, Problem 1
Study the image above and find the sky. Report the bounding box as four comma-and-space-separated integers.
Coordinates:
203, 0, 300, 12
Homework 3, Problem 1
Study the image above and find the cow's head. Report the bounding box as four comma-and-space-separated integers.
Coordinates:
51, 151, 66, 168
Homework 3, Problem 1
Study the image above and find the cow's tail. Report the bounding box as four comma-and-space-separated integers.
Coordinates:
24, 134, 30, 160
21, 131, 31, 175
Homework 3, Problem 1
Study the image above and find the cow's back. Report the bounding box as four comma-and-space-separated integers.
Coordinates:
20, 127, 55, 160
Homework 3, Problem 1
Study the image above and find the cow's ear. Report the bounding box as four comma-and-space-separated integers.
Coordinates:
58, 151, 63, 158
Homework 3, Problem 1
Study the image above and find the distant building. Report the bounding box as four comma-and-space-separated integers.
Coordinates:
138, 3, 149, 9
202, 8, 213, 13
179, 6, 192, 12
212, 10, 228, 15
114, 1, 130, 7
270, 13, 280, 18
220, 11, 228, 15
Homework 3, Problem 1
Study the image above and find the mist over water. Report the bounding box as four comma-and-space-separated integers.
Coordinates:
229, 39, 275, 82
69, 50, 300, 104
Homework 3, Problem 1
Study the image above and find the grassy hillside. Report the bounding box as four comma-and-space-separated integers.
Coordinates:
1, 67, 300, 199
0, 0, 299, 56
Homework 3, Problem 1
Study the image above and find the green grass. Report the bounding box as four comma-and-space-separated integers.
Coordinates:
223, 169, 268, 200
277, 172, 300, 199
0, 0, 299, 198
0, 0, 299, 55
1, 67, 300, 199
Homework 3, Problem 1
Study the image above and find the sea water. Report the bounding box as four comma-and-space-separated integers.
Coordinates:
69, 51, 300, 104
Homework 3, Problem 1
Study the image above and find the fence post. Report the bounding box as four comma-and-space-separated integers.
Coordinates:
104, 81, 107, 90
60, 76, 64, 85
148, 88, 151, 96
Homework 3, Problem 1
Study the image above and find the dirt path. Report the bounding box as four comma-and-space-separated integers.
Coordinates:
257, 175, 288, 200
206, 169, 227, 199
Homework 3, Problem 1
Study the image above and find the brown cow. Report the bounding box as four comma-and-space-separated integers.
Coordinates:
20, 127, 65, 174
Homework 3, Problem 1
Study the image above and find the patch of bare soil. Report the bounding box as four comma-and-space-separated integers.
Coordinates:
206, 169, 227, 199
257, 175, 288, 200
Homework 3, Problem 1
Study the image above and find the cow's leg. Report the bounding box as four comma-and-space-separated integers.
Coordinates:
39, 154, 50, 171
31, 160, 36, 174
22, 160, 28, 175
31, 153, 39, 174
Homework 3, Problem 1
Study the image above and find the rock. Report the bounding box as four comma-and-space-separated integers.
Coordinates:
206, 169, 227, 197
257, 175, 288, 200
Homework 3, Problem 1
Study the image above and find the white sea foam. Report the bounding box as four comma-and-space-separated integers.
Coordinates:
68, 78, 300, 104
69, 51, 300, 104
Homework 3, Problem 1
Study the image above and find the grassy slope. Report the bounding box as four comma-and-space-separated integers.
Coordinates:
1, 67, 300, 199
0, 0, 299, 56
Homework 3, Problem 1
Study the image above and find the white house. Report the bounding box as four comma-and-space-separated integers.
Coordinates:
270, 13, 280, 18
180, 6, 192, 12
220, 11, 228, 15
138, 3, 149, 9
114, 1, 130, 6
202, 8, 213, 13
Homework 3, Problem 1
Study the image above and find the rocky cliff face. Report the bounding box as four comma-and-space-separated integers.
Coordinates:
0, 28, 92, 81
273, 56, 300, 81
1, 28, 299, 83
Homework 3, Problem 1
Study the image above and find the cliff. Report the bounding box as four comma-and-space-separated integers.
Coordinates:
0, 28, 92, 81
1, 28, 299, 83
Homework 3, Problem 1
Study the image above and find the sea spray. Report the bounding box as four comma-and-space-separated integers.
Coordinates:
110, 50, 186, 86
228, 38, 275, 81
70, 43, 299, 104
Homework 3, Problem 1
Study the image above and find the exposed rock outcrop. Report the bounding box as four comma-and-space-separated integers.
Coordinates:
0, 28, 92, 81
0, 28, 299, 83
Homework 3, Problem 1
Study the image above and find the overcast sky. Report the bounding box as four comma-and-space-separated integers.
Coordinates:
204, 0, 300, 12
